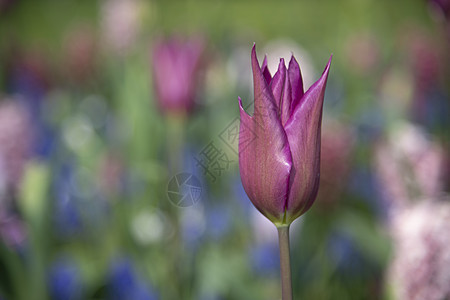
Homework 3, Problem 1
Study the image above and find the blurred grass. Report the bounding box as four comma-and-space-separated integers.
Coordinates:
1, 0, 433, 50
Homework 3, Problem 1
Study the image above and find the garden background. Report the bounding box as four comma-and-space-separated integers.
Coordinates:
0, 0, 449, 299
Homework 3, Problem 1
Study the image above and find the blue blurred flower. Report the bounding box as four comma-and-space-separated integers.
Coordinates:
416, 90, 450, 133
53, 163, 82, 237
181, 206, 205, 249
4, 50, 55, 159
355, 107, 384, 143
347, 167, 384, 216
249, 243, 279, 276
52, 161, 110, 238
205, 204, 230, 240
327, 232, 365, 276
232, 178, 253, 218
6, 50, 48, 103
48, 258, 83, 300
108, 258, 158, 300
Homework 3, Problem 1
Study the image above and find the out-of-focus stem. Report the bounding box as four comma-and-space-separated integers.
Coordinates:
166, 112, 186, 175
277, 225, 293, 300
165, 111, 187, 298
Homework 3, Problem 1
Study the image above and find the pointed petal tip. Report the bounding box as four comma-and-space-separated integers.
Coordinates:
325, 55, 333, 70
289, 54, 296, 63
251, 44, 259, 67
238, 96, 245, 110
262, 55, 268, 69
319, 55, 333, 81
277, 58, 287, 72
261, 56, 272, 84
288, 55, 301, 76
238, 96, 252, 118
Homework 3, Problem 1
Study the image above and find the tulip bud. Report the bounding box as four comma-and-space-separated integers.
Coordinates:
238, 45, 331, 226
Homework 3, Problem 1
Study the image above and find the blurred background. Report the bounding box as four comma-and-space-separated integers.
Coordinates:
0, 0, 449, 299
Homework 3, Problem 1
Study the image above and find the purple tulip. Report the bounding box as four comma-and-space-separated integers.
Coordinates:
238, 45, 331, 225
151, 37, 204, 114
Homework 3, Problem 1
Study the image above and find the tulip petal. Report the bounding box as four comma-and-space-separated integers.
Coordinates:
280, 70, 292, 126
261, 56, 272, 84
283, 56, 332, 222
288, 55, 305, 113
238, 46, 293, 222
270, 59, 287, 113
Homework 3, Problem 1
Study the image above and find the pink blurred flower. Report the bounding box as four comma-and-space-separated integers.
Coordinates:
101, 0, 141, 55
0, 0, 15, 14
63, 26, 98, 84
428, 0, 450, 40
401, 28, 442, 88
0, 213, 27, 249
0, 99, 31, 250
0, 99, 32, 192
97, 152, 124, 198
151, 36, 205, 114
388, 200, 450, 300
315, 120, 355, 210
5, 47, 51, 93
344, 32, 381, 75
399, 27, 446, 120
374, 122, 445, 214
429, 0, 450, 20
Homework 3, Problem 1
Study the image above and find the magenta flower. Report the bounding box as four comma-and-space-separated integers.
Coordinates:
151, 37, 204, 114
239, 45, 331, 226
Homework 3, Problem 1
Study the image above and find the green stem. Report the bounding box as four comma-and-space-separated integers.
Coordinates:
277, 225, 293, 300
166, 112, 186, 175
165, 112, 187, 298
